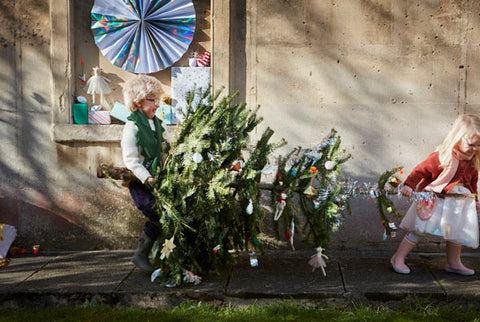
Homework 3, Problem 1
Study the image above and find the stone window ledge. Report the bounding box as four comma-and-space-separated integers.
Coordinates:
51, 124, 178, 144
51, 124, 124, 143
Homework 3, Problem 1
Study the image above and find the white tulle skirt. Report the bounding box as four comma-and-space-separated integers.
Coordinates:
400, 186, 479, 248
86, 75, 111, 95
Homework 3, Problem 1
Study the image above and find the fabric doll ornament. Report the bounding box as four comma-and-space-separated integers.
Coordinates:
273, 192, 287, 221
86, 66, 111, 108
308, 246, 328, 276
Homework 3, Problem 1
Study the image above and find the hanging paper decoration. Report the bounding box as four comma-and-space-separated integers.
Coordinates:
91, 0, 196, 73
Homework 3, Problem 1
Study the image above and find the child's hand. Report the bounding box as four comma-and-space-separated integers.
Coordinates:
146, 177, 158, 187
401, 185, 413, 197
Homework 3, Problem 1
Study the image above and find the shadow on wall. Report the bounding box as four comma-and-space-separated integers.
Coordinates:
252, 0, 479, 178
0, 1, 144, 251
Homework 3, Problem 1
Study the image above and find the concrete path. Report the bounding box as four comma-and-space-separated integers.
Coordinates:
1, 249, 480, 308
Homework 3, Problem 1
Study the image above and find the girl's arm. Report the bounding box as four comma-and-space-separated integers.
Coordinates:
403, 152, 442, 190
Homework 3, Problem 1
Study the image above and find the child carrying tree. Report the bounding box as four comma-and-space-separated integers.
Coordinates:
391, 114, 480, 276
121, 75, 165, 274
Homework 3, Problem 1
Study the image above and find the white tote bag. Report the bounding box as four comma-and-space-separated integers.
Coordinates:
0, 224, 17, 258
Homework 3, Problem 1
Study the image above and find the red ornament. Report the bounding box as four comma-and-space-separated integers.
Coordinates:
285, 230, 291, 240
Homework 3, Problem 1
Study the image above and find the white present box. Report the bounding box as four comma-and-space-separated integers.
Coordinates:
171, 67, 211, 124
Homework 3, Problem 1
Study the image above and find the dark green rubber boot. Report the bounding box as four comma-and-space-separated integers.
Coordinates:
132, 232, 155, 274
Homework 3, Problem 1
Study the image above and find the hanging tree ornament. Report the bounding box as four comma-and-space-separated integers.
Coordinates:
91, 0, 196, 73
303, 166, 317, 198
246, 199, 254, 215
160, 236, 176, 260
308, 246, 328, 276
192, 152, 203, 163
273, 192, 287, 221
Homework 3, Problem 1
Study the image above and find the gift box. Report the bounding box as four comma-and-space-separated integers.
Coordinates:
197, 50, 211, 67
171, 67, 211, 124
88, 111, 111, 124
157, 104, 175, 125
72, 103, 88, 124
111, 101, 130, 123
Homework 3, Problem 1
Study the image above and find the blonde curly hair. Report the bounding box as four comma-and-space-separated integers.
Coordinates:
437, 114, 480, 170
122, 75, 164, 112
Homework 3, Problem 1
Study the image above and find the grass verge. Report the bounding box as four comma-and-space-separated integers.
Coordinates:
1, 299, 480, 321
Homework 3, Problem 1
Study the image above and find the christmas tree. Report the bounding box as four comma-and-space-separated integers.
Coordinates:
150, 90, 286, 285
271, 129, 354, 251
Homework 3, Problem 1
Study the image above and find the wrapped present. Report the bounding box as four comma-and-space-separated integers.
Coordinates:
88, 111, 111, 124
157, 104, 175, 125
171, 67, 211, 124
0, 224, 17, 258
111, 102, 130, 123
72, 103, 88, 124
197, 50, 210, 67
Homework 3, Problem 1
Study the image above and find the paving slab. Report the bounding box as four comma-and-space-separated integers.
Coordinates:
421, 255, 480, 300
339, 256, 445, 301
0, 254, 59, 293
10, 251, 133, 293
116, 265, 228, 308
226, 250, 344, 299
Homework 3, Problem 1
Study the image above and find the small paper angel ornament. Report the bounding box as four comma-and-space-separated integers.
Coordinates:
85, 66, 111, 108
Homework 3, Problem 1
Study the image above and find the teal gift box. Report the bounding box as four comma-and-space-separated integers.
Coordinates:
72, 103, 88, 124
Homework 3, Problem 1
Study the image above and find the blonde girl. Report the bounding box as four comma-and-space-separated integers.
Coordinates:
391, 114, 480, 275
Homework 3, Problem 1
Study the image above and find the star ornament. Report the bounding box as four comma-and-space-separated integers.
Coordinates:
160, 236, 176, 260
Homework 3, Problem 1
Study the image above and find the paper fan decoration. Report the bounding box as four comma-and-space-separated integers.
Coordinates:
0, 224, 17, 258
91, 0, 196, 74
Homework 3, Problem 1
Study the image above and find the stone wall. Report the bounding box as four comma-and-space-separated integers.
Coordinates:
237, 0, 480, 252
1, 0, 480, 252
0, 0, 211, 250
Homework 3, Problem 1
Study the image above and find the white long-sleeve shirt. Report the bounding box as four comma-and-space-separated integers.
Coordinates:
121, 119, 156, 184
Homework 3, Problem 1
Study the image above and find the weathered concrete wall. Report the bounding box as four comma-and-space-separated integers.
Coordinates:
0, 0, 211, 250
2, 0, 480, 253
241, 0, 480, 252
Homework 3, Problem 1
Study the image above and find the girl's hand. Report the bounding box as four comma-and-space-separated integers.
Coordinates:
401, 185, 413, 197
